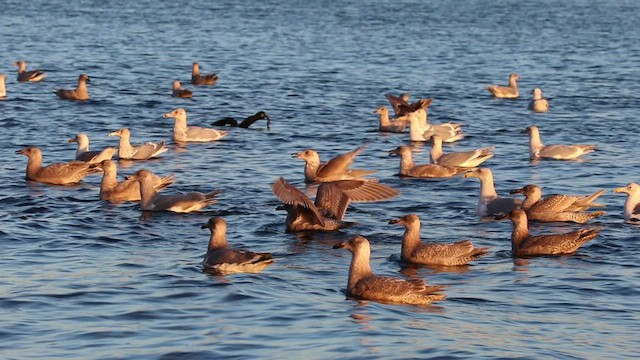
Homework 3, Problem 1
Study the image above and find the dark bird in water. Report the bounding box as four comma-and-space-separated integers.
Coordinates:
212, 111, 271, 129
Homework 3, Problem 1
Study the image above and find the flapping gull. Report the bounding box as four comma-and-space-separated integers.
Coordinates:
502, 209, 601, 257
510, 184, 606, 223
292, 144, 376, 183
614, 182, 640, 223
54, 74, 90, 101
125, 169, 219, 213
201, 217, 274, 274
487, 73, 519, 99
430, 135, 494, 168
385, 94, 432, 117
16, 146, 101, 185
96, 160, 174, 203
109, 128, 167, 160
464, 168, 521, 216
163, 108, 229, 142
211, 111, 271, 129
528, 88, 549, 113
271, 177, 399, 232
172, 80, 193, 98
69, 133, 116, 164
333, 235, 446, 305
405, 109, 463, 143
13, 60, 46, 82
389, 214, 489, 266
389, 146, 467, 178
373, 106, 406, 133
191, 62, 218, 86
524, 125, 596, 160
0, 74, 6, 98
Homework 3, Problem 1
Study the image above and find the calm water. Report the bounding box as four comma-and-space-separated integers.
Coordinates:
1, 0, 639, 358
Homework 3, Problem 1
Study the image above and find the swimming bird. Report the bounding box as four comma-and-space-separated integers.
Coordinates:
54, 74, 90, 101
503, 209, 601, 257
109, 128, 167, 160
373, 106, 407, 133
464, 168, 522, 216
13, 60, 46, 82
0, 74, 6, 97
430, 135, 494, 168
211, 111, 271, 129
510, 184, 606, 223
487, 73, 519, 98
613, 182, 640, 223
389, 214, 489, 266
388, 146, 467, 178
524, 125, 596, 160
96, 160, 174, 203
528, 88, 549, 112
172, 80, 193, 98
163, 108, 229, 142
333, 235, 446, 305
292, 144, 376, 183
272, 177, 399, 232
201, 217, 274, 274
16, 146, 101, 185
405, 109, 464, 143
191, 62, 218, 85
69, 133, 117, 164
125, 169, 220, 213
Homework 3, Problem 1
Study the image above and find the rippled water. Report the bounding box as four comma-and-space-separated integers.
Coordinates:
1, 0, 639, 358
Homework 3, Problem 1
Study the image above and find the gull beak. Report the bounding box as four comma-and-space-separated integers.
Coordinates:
613, 187, 626, 194
332, 241, 347, 249
509, 188, 524, 195
68, 137, 77, 143
388, 218, 401, 225
108, 131, 120, 137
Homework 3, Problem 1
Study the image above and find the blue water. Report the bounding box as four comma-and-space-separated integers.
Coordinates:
1, 0, 639, 358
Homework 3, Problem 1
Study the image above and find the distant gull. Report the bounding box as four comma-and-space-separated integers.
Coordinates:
292, 144, 376, 183
614, 183, 640, 223
464, 168, 522, 216
16, 146, 101, 185
487, 73, 519, 98
0, 74, 6, 98
524, 125, 596, 160
109, 128, 167, 160
201, 217, 274, 274
69, 133, 117, 164
211, 111, 271, 129
388, 146, 467, 178
172, 80, 193, 98
54, 74, 90, 101
163, 108, 229, 142
430, 135, 494, 168
373, 106, 407, 133
510, 184, 606, 223
528, 88, 549, 112
13, 60, 46, 82
96, 160, 174, 203
191, 62, 218, 86
333, 235, 446, 305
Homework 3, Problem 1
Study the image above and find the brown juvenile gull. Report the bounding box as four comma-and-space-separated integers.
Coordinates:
172, 80, 193, 98
487, 73, 519, 99
201, 217, 274, 274
16, 146, 101, 185
163, 108, 229, 142
389, 214, 489, 266
0, 74, 6, 97
373, 106, 407, 133
96, 160, 174, 203
614, 182, 640, 223
109, 128, 167, 160
405, 109, 464, 143
211, 111, 271, 129
69, 133, 117, 164
430, 135, 494, 168
388, 146, 467, 178
13, 60, 46, 82
528, 88, 549, 113
464, 168, 522, 216
510, 184, 606, 223
385, 92, 411, 116
292, 144, 376, 183
125, 169, 220, 213
524, 125, 596, 160
333, 235, 446, 305
191, 62, 218, 86
54, 74, 90, 101
272, 177, 399, 232
503, 209, 601, 257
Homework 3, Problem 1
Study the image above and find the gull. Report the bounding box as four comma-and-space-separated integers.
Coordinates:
373, 106, 407, 133
0, 74, 6, 97
163, 108, 229, 142
172, 80, 193, 98
385, 94, 432, 117
109, 128, 167, 160
125, 169, 220, 213
211, 111, 271, 129
292, 144, 376, 183
464, 168, 521, 216
271, 177, 399, 232
201, 217, 274, 274
524, 125, 596, 160
13, 60, 46, 82
69, 133, 116, 164
333, 235, 446, 305
487, 73, 519, 98
502, 209, 602, 257
54, 74, 90, 101
614, 182, 640, 223
389, 214, 489, 266
388, 146, 467, 178
510, 184, 606, 223
528, 88, 549, 112
430, 135, 494, 168
96, 160, 174, 203
16, 146, 101, 185
191, 62, 218, 85
405, 109, 464, 143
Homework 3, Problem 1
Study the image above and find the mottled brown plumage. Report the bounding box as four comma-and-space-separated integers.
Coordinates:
191, 62, 218, 85
389, 146, 467, 178
54, 74, 90, 101
510, 184, 606, 223
97, 160, 174, 203
17, 146, 101, 185
292, 144, 376, 183
487, 73, 519, 98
